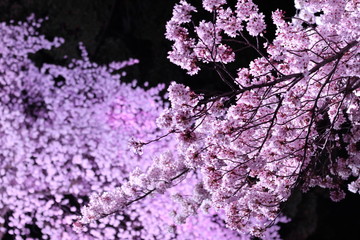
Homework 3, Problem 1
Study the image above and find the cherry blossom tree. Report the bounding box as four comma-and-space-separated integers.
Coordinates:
77, 0, 360, 238
0, 14, 287, 240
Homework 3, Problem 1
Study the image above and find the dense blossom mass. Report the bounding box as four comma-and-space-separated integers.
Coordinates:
0, 15, 165, 239
77, 0, 360, 238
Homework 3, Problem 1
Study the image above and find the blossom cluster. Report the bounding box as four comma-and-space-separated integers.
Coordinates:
79, 0, 359, 238
165, 0, 267, 75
